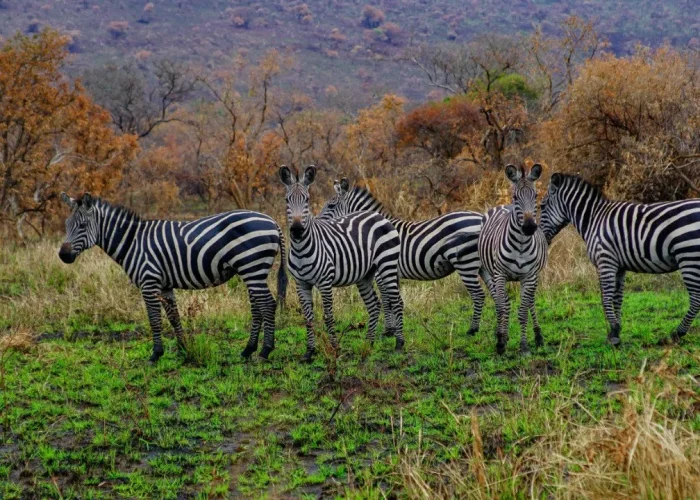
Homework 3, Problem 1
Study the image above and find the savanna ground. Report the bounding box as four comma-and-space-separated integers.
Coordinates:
1, 230, 699, 499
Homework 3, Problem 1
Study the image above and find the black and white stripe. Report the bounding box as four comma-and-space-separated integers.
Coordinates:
318, 178, 485, 335
58, 193, 287, 362
280, 166, 404, 361
478, 164, 548, 355
540, 173, 700, 345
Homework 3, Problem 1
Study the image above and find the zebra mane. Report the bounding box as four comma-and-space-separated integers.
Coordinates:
346, 186, 392, 218
94, 197, 144, 223
557, 174, 607, 200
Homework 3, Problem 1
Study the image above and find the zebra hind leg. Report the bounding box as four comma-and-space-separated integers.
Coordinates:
380, 288, 395, 337
376, 273, 404, 351
241, 288, 263, 359
356, 279, 381, 345
257, 287, 277, 360
162, 289, 186, 354
669, 265, 700, 343
457, 270, 484, 336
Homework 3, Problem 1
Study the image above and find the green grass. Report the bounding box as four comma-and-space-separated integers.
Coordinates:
1, 277, 698, 498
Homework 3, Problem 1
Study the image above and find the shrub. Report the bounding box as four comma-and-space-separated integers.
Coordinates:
361, 5, 384, 28
107, 21, 129, 39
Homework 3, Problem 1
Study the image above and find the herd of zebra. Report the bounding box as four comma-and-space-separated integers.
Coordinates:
57, 164, 700, 363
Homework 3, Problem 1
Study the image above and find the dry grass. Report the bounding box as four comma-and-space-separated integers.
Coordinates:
397, 355, 700, 499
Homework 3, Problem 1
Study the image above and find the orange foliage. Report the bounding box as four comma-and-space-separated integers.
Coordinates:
0, 30, 138, 237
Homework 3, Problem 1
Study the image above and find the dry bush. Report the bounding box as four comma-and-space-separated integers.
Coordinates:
360, 5, 385, 29
538, 47, 700, 201
397, 360, 700, 499
108, 21, 129, 39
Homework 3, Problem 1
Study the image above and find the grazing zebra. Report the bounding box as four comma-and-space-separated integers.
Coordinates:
478, 164, 547, 355
58, 193, 287, 362
318, 178, 485, 336
540, 173, 700, 346
280, 166, 404, 361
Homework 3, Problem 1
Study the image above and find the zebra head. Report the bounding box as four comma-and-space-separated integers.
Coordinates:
58, 192, 98, 264
539, 173, 571, 244
505, 163, 542, 236
318, 177, 350, 219
279, 165, 316, 241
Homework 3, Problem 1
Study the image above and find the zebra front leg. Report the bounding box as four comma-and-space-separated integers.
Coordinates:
519, 275, 539, 355
598, 267, 622, 346
489, 276, 509, 355
458, 270, 485, 336
296, 282, 316, 362
142, 288, 165, 363
319, 284, 338, 349
161, 289, 186, 354
613, 270, 626, 330
356, 279, 381, 345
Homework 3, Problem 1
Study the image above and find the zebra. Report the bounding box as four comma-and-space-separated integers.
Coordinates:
58, 193, 287, 362
318, 177, 486, 336
279, 165, 405, 361
478, 164, 548, 355
540, 173, 700, 346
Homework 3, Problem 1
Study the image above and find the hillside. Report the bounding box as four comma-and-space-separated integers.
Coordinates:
1, 0, 698, 105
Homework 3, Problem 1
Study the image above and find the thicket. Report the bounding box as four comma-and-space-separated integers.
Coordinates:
1, 18, 699, 239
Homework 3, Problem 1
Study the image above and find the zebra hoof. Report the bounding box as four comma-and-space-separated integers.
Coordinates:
384, 328, 395, 338
395, 338, 405, 351
300, 349, 315, 363
607, 335, 621, 348
240, 345, 257, 359
496, 343, 506, 356
259, 346, 274, 360
520, 348, 531, 357
466, 328, 478, 336
149, 348, 164, 364
535, 337, 544, 348
659, 334, 682, 346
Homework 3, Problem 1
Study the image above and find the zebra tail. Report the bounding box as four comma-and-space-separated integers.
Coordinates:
277, 228, 288, 310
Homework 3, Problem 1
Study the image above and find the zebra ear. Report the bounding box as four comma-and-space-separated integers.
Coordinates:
528, 164, 543, 181
81, 193, 93, 209
505, 164, 521, 183
339, 178, 350, 193
60, 192, 77, 209
279, 166, 295, 186
550, 173, 563, 191
302, 165, 316, 187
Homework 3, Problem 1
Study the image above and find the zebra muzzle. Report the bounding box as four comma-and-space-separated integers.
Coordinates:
290, 222, 305, 240
522, 217, 538, 236
58, 243, 78, 264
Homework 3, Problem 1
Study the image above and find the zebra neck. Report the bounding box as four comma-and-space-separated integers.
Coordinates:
567, 191, 608, 242
96, 203, 142, 267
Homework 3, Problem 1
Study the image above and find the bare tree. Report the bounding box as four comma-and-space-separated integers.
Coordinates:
409, 35, 523, 96
83, 59, 195, 139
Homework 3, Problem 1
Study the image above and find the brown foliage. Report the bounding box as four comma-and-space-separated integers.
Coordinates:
107, 21, 129, 39
0, 30, 138, 237
539, 47, 700, 201
361, 5, 385, 29
396, 97, 484, 160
